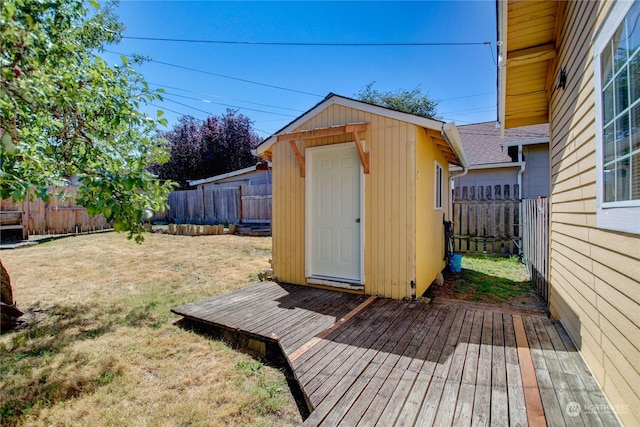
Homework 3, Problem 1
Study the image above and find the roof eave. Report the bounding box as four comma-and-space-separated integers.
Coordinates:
501, 137, 549, 148
442, 122, 469, 169
189, 164, 263, 187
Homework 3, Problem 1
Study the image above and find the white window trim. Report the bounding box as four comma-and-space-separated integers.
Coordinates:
435, 161, 443, 210
593, 0, 640, 234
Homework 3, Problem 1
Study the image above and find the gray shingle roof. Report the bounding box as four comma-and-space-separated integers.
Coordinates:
457, 121, 549, 166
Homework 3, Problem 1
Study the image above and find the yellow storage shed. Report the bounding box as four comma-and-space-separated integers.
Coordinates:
256, 94, 468, 300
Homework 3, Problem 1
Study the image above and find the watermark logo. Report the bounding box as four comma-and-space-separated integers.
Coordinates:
565, 401, 630, 418
566, 402, 581, 418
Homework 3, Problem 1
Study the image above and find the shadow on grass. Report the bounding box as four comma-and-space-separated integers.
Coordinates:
0, 303, 121, 426
175, 318, 311, 420
426, 267, 545, 307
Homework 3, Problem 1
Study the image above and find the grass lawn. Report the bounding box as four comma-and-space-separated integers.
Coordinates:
426, 253, 543, 306
0, 232, 301, 427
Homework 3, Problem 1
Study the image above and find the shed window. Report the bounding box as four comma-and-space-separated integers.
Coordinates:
435, 161, 443, 209
594, 0, 640, 234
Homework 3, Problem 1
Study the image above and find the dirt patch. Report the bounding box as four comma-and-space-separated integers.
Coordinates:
424, 255, 547, 313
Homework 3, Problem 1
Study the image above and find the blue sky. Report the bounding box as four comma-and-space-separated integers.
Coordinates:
102, 1, 498, 138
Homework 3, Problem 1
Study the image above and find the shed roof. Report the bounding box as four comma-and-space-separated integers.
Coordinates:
255, 93, 468, 168
458, 121, 549, 167
188, 162, 270, 187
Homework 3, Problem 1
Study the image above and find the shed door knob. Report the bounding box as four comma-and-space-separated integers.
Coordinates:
355, 218, 360, 223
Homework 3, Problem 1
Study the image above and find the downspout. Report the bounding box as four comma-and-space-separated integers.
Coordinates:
448, 167, 467, 262
517, 144, 525, 199
441, 123, 469, 265
441, 122, 469, 222
517, 144, 525, 255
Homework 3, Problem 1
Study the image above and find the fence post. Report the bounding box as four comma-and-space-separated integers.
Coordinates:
238, 185, 243, 223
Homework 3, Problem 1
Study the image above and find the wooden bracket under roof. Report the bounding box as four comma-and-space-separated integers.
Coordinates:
288, 140, 306, 177
277, 123, 370, 177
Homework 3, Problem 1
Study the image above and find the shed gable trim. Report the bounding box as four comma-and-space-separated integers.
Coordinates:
278, 123, 370, 176
256, 94, 444, 156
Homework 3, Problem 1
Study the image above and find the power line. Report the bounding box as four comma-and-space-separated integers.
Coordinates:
151, 80, 493, 111
123, 36, 493, 47
441, 106, 495, 115
162, 98, 214, 116
148, 82, 305, 112
149, 103, 186, 117
162, 92, 298, 117
105, 50, 323, 97
151, 101, 272, 135
438, 92, 495, 102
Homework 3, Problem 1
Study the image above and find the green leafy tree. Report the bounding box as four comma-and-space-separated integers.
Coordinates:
1, 0, 173, 237
355, 82, 440, 119
0, 0, 173, 325
150, 110, 260, 190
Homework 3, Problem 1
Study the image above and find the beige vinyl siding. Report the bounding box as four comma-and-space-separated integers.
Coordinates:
271, 104, 417, 299
548, 1, 640, 425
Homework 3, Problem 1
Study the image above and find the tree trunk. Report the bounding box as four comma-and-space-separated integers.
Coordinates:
1, 259, 23, 331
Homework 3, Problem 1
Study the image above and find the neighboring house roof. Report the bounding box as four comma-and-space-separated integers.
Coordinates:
255, 93, 469, 168
188, 162, 270, 187
457, 121, 549, 168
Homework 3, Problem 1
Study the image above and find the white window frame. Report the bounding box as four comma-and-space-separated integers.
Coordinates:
593, 0, 640, 234
435, 161, 443, 210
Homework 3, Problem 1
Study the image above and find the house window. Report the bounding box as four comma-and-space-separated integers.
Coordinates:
594, 0, 640, 234
435, 161, 443, 209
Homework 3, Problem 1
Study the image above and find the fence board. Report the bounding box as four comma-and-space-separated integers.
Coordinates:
522, 198, 549, 302
166, 183, 271, 225
1, 187, 112, 237
453, 184, 520, 256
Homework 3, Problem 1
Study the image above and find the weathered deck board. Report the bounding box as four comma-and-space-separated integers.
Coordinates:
522, 315, 566, 426
172, 282, 620, 427
504, 314, 528, 426
452, 309, 484, 426
368, 306, 450, 426
472, 310, 493, 426
298, 299, 400, 396
339, 306, 434, 426
552, 322, 620, 426
173, 282, 369, 354
491, 313, 509, 427
429, 308, 474, 426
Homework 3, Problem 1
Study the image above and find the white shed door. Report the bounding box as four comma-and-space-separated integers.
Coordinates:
307, 144, 361, 283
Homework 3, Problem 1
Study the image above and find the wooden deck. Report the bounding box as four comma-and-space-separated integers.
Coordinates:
172, 282, 620, 426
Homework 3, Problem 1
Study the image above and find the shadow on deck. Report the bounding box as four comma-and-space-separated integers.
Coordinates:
172, 281, 620, 426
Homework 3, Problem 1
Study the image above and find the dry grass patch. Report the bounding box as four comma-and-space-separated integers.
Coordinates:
0, 232, 301, 426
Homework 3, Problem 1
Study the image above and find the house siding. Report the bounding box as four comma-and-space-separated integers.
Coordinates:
455, 167, 519, 196
522, 144, 550, 198
549, 1, 640, 425
271, 104, 420, 299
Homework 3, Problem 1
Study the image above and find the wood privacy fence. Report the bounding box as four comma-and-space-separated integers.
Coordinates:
522, 197, 549, 302
453, 184, 520, 255
1, 187, 111, 236
167, 184, 271, 225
